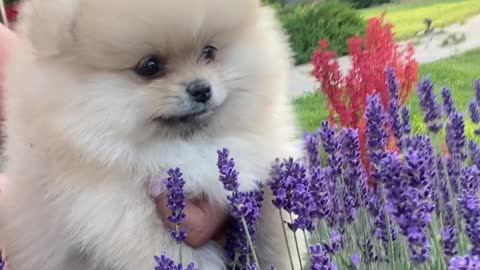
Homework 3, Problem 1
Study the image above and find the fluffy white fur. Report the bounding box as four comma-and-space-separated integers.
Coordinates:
0, 0, 301, 269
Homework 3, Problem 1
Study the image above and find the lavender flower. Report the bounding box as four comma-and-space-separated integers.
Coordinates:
417, 77, 443, 133
362, 239, 378, 264
447, 157, 462, 195
401, 107, 412, 137
217, 148, 240, 192
218, 149, 264, 269
351, 255, 360, 268
224, 185, 264, 266
268, 157, 316, 231
469, 101, 480, 124
380, 148, 434, 263
309, 167, 332, 221
442, 87, 457, 116
0, 251, 4, 270
318, 122, 345, 227
340, 128, 368, 220
319, 122, 342, 177
163, 168, 187, 244
322, 231, 343, 254
449, 255, 480, 269
309, 244, 338, 270
386, 68, 402, 147
468, 141, 480, 168
441, 203, 458, 257
475, 80, 480, 105
366, 189, 397, 250
305, 131, 321, 169
458, 174, 480, 255
365, 94, 388, 169
154, 253, 197, 270
446, 112, 467, 162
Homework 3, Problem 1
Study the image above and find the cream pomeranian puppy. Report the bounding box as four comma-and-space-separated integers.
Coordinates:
0, 0, 300, 269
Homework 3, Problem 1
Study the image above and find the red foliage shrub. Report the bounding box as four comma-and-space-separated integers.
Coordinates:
6, 5, 18, 23
311, 15, 419, 184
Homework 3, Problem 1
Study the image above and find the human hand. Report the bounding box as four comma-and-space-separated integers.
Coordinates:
154, 195, 228, 248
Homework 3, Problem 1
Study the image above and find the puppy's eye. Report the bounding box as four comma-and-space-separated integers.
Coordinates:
199, 45, 217, 64
135, 55, 167, 78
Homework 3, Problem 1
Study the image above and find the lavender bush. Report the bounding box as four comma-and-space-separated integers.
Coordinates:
3, 76, 480, 270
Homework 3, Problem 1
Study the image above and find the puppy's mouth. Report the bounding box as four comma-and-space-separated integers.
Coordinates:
153, 108, 214, 125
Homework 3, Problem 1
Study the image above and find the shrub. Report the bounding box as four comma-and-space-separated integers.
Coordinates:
312, 15, 418, 180
343, 0, 392, 9
278, 2, 365, 65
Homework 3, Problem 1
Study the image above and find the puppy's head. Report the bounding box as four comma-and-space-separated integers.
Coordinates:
11, 0, 291, 164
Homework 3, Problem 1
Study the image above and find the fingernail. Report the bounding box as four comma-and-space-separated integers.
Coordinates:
149, 178, 163, 199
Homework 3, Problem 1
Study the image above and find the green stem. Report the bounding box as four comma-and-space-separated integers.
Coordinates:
289, 213, 304, 270
175, 224, 183, 265
279, 209, 296, 270
241, 217, 261, 269
303, 230, 311, 258
378, 185, 397, 270
433, 133, 466, 253
232, 252, 239, 270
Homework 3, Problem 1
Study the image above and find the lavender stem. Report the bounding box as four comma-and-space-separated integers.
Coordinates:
241, 217, 260, 269
289, 213, 304, 270
279, 209, 295, 270
175, 224, 183, 265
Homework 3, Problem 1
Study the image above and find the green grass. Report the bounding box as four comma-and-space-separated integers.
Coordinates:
360, 0, 480, 40
293, 49, 480, 133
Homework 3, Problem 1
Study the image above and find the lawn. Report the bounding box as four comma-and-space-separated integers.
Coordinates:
360, 0, 480, 40
293, 48, 480, 134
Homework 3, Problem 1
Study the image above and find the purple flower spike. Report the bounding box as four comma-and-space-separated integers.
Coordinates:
309, 244, 338, 270
163, 168, 187, 244
417, 77, 443, 133
365, 94, 388, 179
401, 107, 412, 136
386, 67, 400, 100
351, 255, 361, 268
386, 69, 402, 148
154, 253, 197, 270
459, 169, 480, 256
469, 141, 480, 168
442, 87, 457, 116
441, 203, 458, 257
469, 101, 480, 124
341, 128, 368, 207
446, 112, 467, 162
475, 80, 480, 105
224, 185, 264, 267
217, 148, 240, 192
380, 146, 434, 263
362, 239, 378, 263
319, 122, 342, 178
322, 231, 343, 255
305, 131, 321, 170
448, 255, 480, 270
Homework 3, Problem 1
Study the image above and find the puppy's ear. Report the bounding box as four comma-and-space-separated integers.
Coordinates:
15, 0, 79, 57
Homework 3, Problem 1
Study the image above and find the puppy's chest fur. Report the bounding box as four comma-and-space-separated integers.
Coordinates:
4, 136, 272, 269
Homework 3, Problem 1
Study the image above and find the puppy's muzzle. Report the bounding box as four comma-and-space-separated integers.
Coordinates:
187, 79, 212, 104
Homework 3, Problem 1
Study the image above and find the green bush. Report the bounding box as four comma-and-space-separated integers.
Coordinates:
278, 2, 365, 65
343, 0, 392, 9
4, 0, 17, 5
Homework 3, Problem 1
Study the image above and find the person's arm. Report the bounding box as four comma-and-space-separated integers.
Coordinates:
155, 196, 228, 248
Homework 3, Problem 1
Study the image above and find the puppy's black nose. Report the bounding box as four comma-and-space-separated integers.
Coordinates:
186, 80, 212, 103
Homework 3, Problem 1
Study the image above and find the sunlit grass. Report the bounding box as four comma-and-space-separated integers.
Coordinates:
360, 0, 480, 40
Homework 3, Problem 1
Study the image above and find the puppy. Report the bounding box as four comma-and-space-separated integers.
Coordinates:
0, 0, 300, 269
